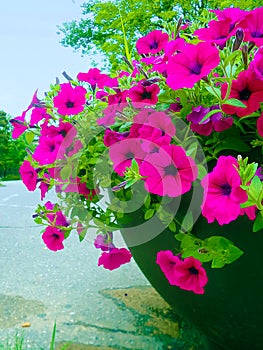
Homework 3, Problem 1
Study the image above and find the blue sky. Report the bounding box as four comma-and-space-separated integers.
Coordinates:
0, 0, 98, 116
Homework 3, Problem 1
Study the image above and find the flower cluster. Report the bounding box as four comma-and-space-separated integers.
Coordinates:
12, 6, 263, 295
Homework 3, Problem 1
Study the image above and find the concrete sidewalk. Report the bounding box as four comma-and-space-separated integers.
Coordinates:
0, 181, 198, 350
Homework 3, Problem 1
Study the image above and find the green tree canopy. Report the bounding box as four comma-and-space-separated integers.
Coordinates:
0, 111, 26, 180
57, 0, 261, 71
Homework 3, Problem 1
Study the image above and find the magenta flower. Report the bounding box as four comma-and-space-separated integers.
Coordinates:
221, 70, 263, 117
129, 83, 160, 106
166, 42, 220, 90
194, 18, 236, 49
103, 129, 129, 147
19, 160, 38, 191
186, 105, 233, 136
140, 145, 198, 197
136, 30, 169, 55
238, 7, 263, 47
94, 233, 115, 251
201, 156, 248, 225
39, 174, 50, 200
30, 107, 50, 126
156, 250, 181, 284
77, 68, 118, 90
249, 47, 263, 81
171, 256, 208, 294
164, 38, 186, 58
33, 135, 65, 165
210, 7, 247, 24
109, 138, 146, 176
42, 226, 64, 251
10, 113, 28, 139
98, 248, 132, 270
53, 83, 87, 115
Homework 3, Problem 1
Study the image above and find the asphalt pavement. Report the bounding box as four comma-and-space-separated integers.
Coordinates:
0, 181, 188, 350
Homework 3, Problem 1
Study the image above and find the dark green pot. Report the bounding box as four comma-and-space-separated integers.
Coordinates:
117, 184, 263, 350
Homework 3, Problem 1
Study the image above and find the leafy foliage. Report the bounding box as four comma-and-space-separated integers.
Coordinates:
0, 111, 27, 180
57, 0, 263, 70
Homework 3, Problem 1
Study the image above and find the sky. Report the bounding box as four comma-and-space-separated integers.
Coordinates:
0, 0, 99, 117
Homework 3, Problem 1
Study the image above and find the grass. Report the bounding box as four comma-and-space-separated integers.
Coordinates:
0, 333, 24, 350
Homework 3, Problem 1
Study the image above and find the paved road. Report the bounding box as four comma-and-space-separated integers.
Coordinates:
0, 181, 184, 350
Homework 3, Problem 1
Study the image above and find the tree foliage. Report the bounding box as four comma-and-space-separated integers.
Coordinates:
0, 111, 26, 180
57, 0, 262, 70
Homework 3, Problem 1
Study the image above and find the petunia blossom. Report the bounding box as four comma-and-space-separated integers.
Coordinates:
98, 248, 132, 270
170, 256, 208, 294
19, 160, 38, 191
136, 30, 169, 55
201, 155, 248, 225
194, 18, 236, 49
140, 144, 198, 197
249, 47, 263, 81
166, 42, 220, 90
94, 233, 115, 251
42, 226, 64, 251
129, 83, 160, 106
238, 7, 263, 47
53, 83, 87, 115
10, 113, 28, 139
109, 138, 146, 176
186, 105, 233, 136
221, 70, 263, 117
156, 250, 181, 284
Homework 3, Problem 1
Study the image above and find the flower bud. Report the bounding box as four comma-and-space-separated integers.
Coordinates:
242, 45, 248, 69
232, 28, 244, 51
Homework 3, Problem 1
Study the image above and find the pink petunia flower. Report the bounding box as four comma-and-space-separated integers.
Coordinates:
186, 105, 233, 136
194, 18, 236, 49
140, 144, 198, 197
103, 129, 129, 147
171, 256, 208, 294
166, 42, 220, 90
136, 30, 169, 55
249, 47, 263, 81
94, 233, 115, 251
238, 7, 263, 47
10, 112, 28, 139
30, 107, 50, 126
19, 160, 38, 191
157, 251, 208, 294
109, 138, 146, 176
53, 83, 87, 115
221, 70, 263, 117
201, 156, 248, 225
98, 248, 132, 270
129, 83, 160, 106
42, 226, 64, 251
156, 250, 181, 284
210, 7, 247, 25
77, 68, 118, 90
33, 135, 65, 165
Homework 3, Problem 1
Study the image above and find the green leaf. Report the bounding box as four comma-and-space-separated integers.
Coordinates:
60, 165, 72, 180
223, 98, 247, 108
199, 109, 222, 124
215, 137, 250, 153
25, 131, 35, 144
253, 211, 263, 232
144, 208, 155, 220
168, 221, 176, 232
211, 256, 226, 268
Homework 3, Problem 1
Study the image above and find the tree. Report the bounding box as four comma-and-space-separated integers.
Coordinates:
0, 111, 26, 180
57, 0, 262, 70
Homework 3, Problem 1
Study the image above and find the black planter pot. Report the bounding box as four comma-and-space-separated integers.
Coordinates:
116, 183, 263, 350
